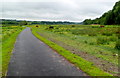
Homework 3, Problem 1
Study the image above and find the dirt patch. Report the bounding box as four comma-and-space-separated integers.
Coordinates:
38, 32, 119, 76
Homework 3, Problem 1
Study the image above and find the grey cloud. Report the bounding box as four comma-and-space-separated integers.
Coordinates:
1, 0, 118, 22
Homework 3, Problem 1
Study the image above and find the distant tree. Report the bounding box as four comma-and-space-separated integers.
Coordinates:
2, 19, 18, 25
19, 21, 28, 26
83, 19, 92, 25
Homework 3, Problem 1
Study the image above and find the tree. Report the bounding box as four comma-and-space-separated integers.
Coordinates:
19, 21, 28, 26
83, 1, 120, 25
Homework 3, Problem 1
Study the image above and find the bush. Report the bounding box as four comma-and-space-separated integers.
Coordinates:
49, 26, 54, 29
84, 41, 87, 44
72, 25, 75, 27
45, 26, 54, 31
115, 39, 120, 50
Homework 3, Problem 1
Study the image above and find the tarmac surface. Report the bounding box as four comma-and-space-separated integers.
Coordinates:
7, 27, 86, 76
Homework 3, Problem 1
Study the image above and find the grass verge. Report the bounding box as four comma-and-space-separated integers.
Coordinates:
31, 28, 113, 76
2, 28, 24, 76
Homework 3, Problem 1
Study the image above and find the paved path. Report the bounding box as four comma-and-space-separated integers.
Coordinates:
7, 27, 86, 76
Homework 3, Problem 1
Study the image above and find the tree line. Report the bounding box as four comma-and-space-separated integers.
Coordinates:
1, 19, 77, 26
83, 1, 120, 25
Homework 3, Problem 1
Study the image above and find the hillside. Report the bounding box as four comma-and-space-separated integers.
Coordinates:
83, 1, 120, 25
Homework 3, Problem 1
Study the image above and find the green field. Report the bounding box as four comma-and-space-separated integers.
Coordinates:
1, 24, 119, 76
1, 26, 25, 76
0, 26, 2, 77
31, 25, 119, 76
1, 0, 120, 77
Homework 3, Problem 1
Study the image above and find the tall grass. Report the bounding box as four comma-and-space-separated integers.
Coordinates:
0, 27, 2, 77
2, 26, 25, 76
31, 27, 113, 76
29, 25, 119, 76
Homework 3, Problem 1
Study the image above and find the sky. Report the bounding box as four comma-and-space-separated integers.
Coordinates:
0, 0, 119, 22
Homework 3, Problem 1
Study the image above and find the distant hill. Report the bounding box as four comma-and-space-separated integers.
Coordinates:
83, 1, 120, 25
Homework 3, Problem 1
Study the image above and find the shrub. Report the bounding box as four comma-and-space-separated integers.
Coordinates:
84, 41, 87, 44
45, 26, 54, 31
49, 26, 54, 29
72, 25, 75, 27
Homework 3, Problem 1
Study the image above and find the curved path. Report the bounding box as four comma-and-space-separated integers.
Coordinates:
7, 27, 86, 76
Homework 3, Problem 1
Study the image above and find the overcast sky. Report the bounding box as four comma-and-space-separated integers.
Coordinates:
0, 0, 118, 22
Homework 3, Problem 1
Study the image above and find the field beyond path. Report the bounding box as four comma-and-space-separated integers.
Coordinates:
7, 27, 86, 76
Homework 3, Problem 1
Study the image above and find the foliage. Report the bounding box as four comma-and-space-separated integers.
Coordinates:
31, 21, 76, 25
1, 19, 77, 25
83, 1, 120, 25
1, 19, 28, 26
19, 21, 28, 26
1, 19, 19, 26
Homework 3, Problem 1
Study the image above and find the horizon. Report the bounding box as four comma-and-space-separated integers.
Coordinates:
1, 18, 81, 23
1, 0, 118, 22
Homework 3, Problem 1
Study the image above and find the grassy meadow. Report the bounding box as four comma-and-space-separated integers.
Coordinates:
0, 26, 2, 77
31, 25, 119, 76
1, 26, 25, 76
